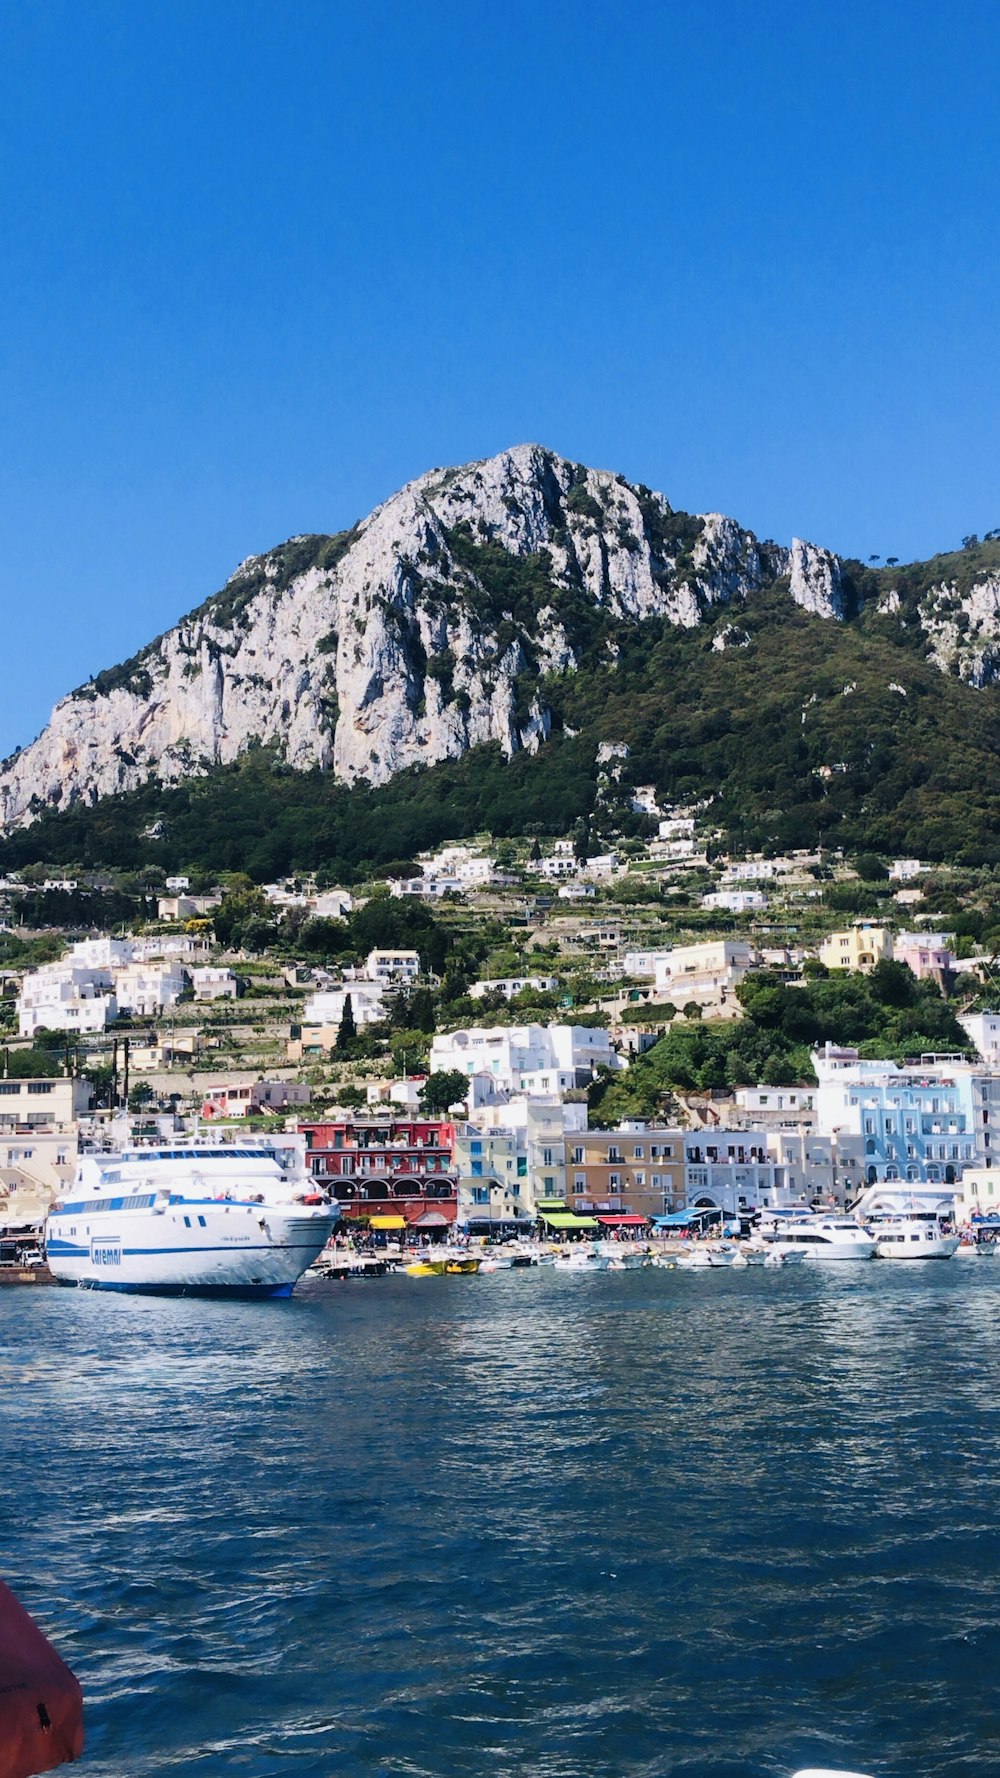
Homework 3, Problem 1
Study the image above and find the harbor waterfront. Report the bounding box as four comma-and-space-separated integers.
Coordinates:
6, 1264, 1000, 1777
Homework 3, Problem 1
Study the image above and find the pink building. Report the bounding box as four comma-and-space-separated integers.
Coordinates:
894, 932, 956, 983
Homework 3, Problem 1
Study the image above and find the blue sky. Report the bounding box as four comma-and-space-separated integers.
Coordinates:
2, 0, 999, 755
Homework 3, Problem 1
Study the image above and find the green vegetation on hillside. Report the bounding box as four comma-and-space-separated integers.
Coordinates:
0, 740, 597, 879
592, 962, 971, 1120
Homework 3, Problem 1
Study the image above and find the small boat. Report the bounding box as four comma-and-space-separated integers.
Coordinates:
445, 1257, 481, 1274
873, 1215, 960, 1260
403, 1258, 448, 1277
552, 1247, 600, 1272
675, 1246, 720, 1269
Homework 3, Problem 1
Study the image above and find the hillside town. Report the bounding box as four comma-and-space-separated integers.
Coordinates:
3, 806, 1000, 1252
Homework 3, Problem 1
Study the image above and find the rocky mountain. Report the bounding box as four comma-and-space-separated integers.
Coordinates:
2, 443, 999, 831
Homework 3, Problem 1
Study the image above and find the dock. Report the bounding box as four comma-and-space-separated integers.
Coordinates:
0, 1265, 58, 1287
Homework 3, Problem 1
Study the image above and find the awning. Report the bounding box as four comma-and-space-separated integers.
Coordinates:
368, 1214, 406, 1229
596, 1213, 649, 1227
535, 1199, 568, 1212
407, 1209, 452, 1226
539, 1212, 600, 1229
651, 1207, 720, 1226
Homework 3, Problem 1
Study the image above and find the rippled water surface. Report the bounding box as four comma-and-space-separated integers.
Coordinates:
4, 1263, 1000, 1777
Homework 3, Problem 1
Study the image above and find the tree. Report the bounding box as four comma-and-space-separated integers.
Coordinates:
886, 556, 899, 567
854, 852, 888, 882
128, 1082, 155, 1112
418, 1069, 468, 1115
336, 994, 357, 1051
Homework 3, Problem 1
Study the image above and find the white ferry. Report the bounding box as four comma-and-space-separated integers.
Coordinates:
45, 1135, 338, 1298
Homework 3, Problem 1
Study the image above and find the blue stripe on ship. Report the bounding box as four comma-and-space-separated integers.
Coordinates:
63, 1280, 297, 1299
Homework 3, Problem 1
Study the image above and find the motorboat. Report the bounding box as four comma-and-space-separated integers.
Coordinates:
675, 1245, 723, 1269
760, 1215, 876, 1261
872, 1215, 960, 1260
45, 1135, 338, 1298
552, 1246, 601, 1272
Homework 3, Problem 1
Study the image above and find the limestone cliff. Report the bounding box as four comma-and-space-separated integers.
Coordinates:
1, 443, 990, 828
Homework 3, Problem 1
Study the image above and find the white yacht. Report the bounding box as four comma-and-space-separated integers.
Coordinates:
872, 1216, 960, 1260
45, 1135, 338, 1298
760, 1215, 877, 1261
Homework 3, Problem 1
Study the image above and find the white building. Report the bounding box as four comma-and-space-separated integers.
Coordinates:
18, 964, 118, 1037
722, 860, 779, 882
430, 1024, 625, 1095
365, 949, 420, 984
191, 967, 239, 1001
301, 983, 387, 1030
701, 890, 768, 913
681, 1130, 778, 1214
653, 940, 757, 1008
959, 1012, 1000, 1066
312, 889, 354, 919
622, 949, 669, 980
468, 976, 558, 1000
113, 960, 190, 1017
889, 859, 927, 881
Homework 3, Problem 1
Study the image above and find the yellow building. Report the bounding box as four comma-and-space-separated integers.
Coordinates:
818, 922, 893, 973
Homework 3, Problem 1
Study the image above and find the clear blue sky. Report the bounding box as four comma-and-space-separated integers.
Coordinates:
3, 0, 999, 756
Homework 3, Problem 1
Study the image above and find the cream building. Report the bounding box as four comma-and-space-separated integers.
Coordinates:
818, 923, 893, 972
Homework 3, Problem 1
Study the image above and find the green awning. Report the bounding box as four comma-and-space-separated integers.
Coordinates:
539, 1212, 600, 1229
536, 1199, 567, 1211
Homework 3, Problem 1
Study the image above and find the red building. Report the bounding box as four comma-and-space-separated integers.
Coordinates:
299, 1117, 458, 1232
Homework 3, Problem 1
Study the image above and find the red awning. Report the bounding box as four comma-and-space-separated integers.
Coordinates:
596, 1214, 649, 1226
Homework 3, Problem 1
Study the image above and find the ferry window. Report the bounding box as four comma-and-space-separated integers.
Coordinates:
183, 1216, 191, 1227
198, 1215, 206, 1226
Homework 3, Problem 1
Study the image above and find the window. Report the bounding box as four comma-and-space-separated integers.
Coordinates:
609, 1173, 620, 1189
0, 1084, 18, 1096
574, 1174, 586, 1190
472, 1187, 489, 1205
632, 1146, 644, 1159
864, 1119, 875, 1135
634, 1172, 645, 1186
573, 1147, 584, 1164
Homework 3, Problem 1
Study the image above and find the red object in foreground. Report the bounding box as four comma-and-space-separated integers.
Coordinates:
0, 1580, 84, 1776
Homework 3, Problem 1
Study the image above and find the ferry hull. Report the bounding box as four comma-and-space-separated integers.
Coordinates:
46, 1203, 337, 1298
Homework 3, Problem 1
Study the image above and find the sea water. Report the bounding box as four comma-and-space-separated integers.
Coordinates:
3, 1263, 1000, 1778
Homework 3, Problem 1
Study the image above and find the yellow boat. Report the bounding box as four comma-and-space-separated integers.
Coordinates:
445, 1257, 481, 1274
403, 1259, 447, 1277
